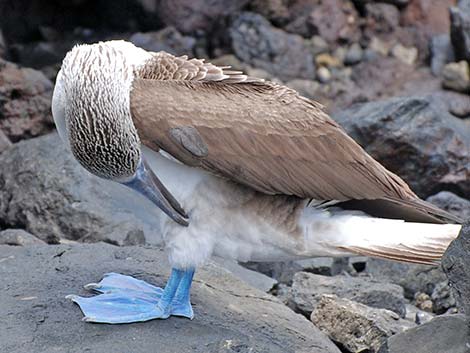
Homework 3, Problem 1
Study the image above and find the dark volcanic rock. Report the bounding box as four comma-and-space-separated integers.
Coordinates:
427, 191, 470, 220
230, 12, 316, 81
290, 272, 407, 317
429, 34, 455, 76
0, 243, 340, 353
364, 3, 400, 35
0, 133, 162, 245
379, 314, 469, 353
156, 0, 250, 34
0, 59, 54, 142
333, 97, 470, 199
450, 0, 470, 61
366, 258, 447, 299
443, 222, 470, 315
129, 27, 196, 56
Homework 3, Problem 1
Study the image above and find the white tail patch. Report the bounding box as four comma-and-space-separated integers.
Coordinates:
300, 208, 461, 265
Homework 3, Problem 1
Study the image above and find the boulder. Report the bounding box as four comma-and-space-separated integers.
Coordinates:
450, 0, 470, 61
0, 229, 45, 246
379, 314, 469, 353
0, 59, 54, 142
333, 97, 470, 198
366, 258, 447, 300
129, 27, 196, 56
0, 128, 12, 153
426, 191, 470, 220
290, 272, 407, 317
0, 133, 163, 245
0, 243, 341, 353
442, 222, 470, 315
311, 295, 414, 353
230, 12, 316, 81
155, 0, 250, 34
429, 34, 455, 76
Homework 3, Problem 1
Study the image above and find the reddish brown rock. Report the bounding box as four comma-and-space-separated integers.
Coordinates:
0, 59, 54, 142
285, 0, 360, 43
401, 0, 456, 37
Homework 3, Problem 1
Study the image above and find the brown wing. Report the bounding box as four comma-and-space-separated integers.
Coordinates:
130, 54, 461, 224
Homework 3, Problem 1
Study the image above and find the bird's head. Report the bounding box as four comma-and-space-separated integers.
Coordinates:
52, 41, 188, 226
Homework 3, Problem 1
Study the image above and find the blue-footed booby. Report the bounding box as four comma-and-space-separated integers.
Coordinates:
52, 40, 462, 324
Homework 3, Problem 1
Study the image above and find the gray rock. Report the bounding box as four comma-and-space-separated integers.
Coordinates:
431, 281, 456, 314
0, 243, 340, 353
450, 0, 470, 61
429, 34, 455, 76
404, 304, 434, 325
155, 0, 250, 34
442, 222, 470, 315
442, 61, 470, 93
0, 59, 54, 142
344, 43, 363, 65
365, 3, 400, 34
333, 97, 470, 198
290, 272, 406, 317
286, 79, 320, 99
241, 257, 351, 285
129, 27, 196, 56
213, 257, 277, 293
366, 258, 447, 299
230, 12, 316, 81
0, 128, 11, 154
0, 133, 163, 245
0, 229, 45, 246
311, 295, 414, 353
379, 314, 470, 353
427, 191, 470, 221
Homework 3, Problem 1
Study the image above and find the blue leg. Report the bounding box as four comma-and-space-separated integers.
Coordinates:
170, 268, 195, 319
66, 269, 195, 323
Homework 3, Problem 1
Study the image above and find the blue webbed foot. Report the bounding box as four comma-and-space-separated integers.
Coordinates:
67, 269, 195, 323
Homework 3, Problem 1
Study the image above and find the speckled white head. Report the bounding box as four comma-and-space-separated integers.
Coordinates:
52, 41, 189, 225
52, 40, 152, 181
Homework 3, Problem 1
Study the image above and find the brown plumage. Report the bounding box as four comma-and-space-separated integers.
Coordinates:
129, 52, 460, 225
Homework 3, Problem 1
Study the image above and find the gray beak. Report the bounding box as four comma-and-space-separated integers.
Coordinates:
121, 159, 189, 226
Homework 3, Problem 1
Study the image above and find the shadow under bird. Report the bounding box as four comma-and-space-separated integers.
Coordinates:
52, 40, 463, 324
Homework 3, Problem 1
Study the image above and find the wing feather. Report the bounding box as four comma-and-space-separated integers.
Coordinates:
130, 53, 461, 224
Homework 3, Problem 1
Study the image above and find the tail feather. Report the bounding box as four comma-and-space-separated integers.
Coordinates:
335, 220, 461, 265
302, 209, 462, 265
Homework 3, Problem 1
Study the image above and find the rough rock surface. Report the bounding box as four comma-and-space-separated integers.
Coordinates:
155, 0, 250, 34
311, 295, 414, 353
0, 59, 54, 142
0, 229, 45, 246
450, 0, 470, 61
379, 314, 469, 353
0, 133, 162, 245
427, 191, 470, 220
366, 258, 447, 299
0, 243, 341, 353
333, 96, 470, 198
0, 128, 12, 153
230, 12, 316, 81
442, 222, 470, 315
129, 27, 196, 56
290, 272, 406, 317
442, 60, 470, 93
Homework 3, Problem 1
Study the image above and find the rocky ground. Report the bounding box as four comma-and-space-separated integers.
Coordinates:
0, 0, 469, 352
